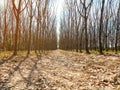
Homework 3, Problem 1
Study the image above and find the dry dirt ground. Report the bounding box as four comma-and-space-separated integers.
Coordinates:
0, 50, 120, 90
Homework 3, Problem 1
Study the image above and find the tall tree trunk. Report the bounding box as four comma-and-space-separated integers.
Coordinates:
27, 16, 32, 55
14, 16, 19, 55
105, 17, 108, 51
99, 0, 105, 54
3, 10, 7, 51
79, 29, 84, 53
76, 28, 79, 52
115, 2, 120, 53
93, 23, 96, 51
85, 11, 90, 54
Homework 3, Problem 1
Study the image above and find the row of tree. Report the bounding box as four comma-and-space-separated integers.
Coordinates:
0, 0, 57, 55
59, 0, 120, 54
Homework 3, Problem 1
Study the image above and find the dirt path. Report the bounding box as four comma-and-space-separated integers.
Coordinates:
0, 50, 120, 90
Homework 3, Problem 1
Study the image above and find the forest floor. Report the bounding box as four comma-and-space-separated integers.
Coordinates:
0, 50, 120, 90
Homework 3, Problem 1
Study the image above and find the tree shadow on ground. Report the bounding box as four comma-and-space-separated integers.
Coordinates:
0, 55, 28, 90
0, 52, 50, 90
0, 55, 14, 65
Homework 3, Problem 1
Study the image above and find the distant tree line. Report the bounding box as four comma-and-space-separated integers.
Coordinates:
0, 0, 57, 55
59, 0, 120, 54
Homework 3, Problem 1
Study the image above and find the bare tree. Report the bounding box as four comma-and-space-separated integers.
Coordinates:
99, 0, 105, 54
26, 0, 34, 55
77, 0, 93, 54
3, 3, 7, 51
115, 2, 120, 53
11, 0, 28, 55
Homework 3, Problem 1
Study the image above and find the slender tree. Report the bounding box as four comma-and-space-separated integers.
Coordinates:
77, 0, 93, 54
11, 0, 28, 55
99, 0, 105, 54
115, 2, 120, 53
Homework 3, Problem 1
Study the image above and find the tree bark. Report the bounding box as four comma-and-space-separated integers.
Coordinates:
99, 0, 105, 54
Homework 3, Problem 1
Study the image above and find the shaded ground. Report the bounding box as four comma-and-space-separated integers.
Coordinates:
0, 50, 120, 90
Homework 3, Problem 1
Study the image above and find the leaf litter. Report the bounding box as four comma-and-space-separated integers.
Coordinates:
0, 50, 120, 90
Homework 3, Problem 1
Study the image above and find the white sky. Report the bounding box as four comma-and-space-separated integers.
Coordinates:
55, 0, 64, 41
0, 0, 4, 7
0, 0, 4, 4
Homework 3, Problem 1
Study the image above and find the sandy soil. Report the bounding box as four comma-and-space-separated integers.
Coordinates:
0, 50, 120, 90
